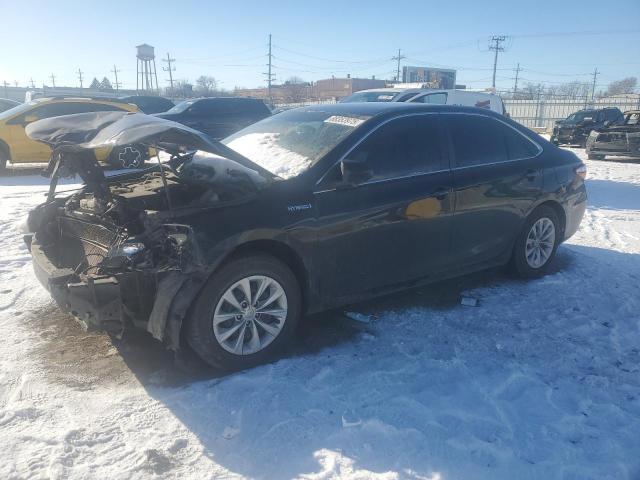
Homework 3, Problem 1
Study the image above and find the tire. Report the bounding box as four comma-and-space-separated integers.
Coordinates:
511, 206, 560, 278
588, 153, 605, 160
0, 144, 8, 174
185, 255, 302, 370
109, 144, 146, 169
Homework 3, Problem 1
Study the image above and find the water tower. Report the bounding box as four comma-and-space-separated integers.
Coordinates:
136, 43, 159, 93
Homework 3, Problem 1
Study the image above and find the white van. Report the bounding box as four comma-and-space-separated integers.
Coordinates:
406, 89, 506, 115
340, 88, 506, 115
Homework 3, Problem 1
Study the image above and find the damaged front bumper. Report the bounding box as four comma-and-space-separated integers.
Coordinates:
29, 236, 130, 333
27, 232, 204, 350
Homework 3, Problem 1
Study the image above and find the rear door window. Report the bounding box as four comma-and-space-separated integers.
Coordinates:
38, 102, 125, 118
411, 93, 448, 104
447, 114, 538, 167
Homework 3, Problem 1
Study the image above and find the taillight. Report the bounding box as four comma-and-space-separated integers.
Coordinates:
575, 164, 587, 180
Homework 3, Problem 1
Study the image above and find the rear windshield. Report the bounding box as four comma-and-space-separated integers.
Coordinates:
222, 109, 370, 179
164, 100, 195, 114
566, 111, 595, 123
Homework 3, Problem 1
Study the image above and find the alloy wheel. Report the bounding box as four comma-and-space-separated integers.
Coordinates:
525, 217, 555, 268
212, 275, 288, 355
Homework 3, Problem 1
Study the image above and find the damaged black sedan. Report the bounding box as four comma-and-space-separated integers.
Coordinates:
23, 104, 586, 369
586, 110, 640, 160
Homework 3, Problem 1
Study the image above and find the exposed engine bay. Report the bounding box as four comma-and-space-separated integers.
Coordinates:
23, 111, 273, 342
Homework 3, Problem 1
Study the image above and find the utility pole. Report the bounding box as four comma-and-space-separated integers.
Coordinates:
264, 34, 275, 104
590, 67, 600, 103
489, 35, 506, 88
77, 68, 84, 88
111, 65, 122, 91
162, 53, 176, 98
513, 62, 521, 97
392, 48, 406, 82
14, 80, 19, 87
2, 81, 8, 98
29, 78, 35, 89
49, 73, 56, 88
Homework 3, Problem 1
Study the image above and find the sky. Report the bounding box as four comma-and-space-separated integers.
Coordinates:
0, 0, 639, 93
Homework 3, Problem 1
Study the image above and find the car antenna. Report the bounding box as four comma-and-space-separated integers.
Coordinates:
156, 152, 173, 210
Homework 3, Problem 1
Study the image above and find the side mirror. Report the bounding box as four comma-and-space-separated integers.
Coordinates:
340, 156, 373, 186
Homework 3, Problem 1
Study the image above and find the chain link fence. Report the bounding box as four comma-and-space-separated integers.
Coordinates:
504, 95, 640, 132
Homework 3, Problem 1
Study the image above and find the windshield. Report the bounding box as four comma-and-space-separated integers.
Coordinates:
566, 111, 594, 123
625, 113, 639, 125
340, 91, 400, 103
222, 109, 370, 178
164, 100, 194, 114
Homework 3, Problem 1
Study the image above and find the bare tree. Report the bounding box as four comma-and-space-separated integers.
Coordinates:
167, 80, 193, 99
283, 76, 309, 103
195, 76, 218, 97
604, 77, 637, 97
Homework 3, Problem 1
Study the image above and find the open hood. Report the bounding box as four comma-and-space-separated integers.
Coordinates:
25, 111, 276, 181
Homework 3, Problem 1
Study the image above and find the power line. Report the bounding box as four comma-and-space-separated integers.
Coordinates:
489, 36, 507, 88
264, 34, 275, 103
77, 68, 84, 88
591, 68, 600, 102
111, 65, 122, 91
162, 53, 176, 97
392, 49, 406, 82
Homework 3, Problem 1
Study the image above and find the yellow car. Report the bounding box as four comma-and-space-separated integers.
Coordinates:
0, 97, 149, 171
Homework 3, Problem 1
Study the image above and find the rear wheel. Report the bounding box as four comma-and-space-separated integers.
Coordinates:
511, 206, 560, 278
185, 255, 302, 370
109, 144, 146, 169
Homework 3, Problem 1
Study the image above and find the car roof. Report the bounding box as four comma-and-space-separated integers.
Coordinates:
193, 96, 264, 102
32, 96, 133, 105
294, 102, 501, 117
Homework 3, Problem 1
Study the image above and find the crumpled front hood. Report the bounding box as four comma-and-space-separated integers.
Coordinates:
25, 111, 275, 181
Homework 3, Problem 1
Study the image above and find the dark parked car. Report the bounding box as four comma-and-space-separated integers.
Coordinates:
551, 107, 623, 147
586, 110, 640, 160
119, 95, 174, 114
0, 98, 21, 113
23, 104, 586, 370
155, 97, 271, 140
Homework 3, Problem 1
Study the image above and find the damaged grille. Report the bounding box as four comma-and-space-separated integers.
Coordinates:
58, 217, 119, 270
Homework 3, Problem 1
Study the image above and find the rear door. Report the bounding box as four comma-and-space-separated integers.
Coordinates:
444, 113, 543, 267
314, 113, 453, 298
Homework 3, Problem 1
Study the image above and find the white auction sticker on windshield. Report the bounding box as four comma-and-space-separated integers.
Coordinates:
324, 115, 365, 128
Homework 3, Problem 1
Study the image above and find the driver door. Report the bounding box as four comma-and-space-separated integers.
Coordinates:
313, 114, 453, 299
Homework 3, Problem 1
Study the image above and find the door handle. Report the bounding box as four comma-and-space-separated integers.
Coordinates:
433, 187, 449, 200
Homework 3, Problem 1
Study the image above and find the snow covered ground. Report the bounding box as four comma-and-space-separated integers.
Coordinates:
1, 148, 639, 479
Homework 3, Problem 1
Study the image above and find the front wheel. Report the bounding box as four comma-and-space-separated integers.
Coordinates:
185, 255, 302, 370
511, 206, 560, 278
